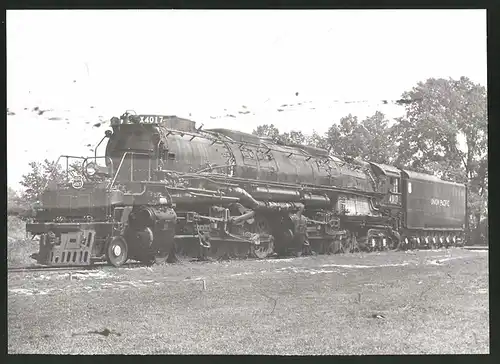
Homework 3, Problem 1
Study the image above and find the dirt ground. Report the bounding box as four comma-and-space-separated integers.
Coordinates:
8, 248, 489, 355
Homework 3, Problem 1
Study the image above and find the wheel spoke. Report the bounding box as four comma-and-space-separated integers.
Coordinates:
249, 216, 275, 259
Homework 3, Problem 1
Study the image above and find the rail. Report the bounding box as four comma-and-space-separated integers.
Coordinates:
8, 261, 147, 273
43, 155, 87, 190
43, 155, 113, 191
94, 135, 108, 163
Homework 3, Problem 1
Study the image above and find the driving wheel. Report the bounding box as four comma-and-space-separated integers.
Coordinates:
250, 216, 275, 259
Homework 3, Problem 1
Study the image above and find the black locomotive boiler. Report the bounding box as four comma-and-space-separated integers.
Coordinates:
26, 111, 467, 267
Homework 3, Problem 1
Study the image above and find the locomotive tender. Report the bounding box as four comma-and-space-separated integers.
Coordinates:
26, 111, 467, 267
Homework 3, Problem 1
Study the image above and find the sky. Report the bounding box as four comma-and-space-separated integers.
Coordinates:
7, 9, 487, 190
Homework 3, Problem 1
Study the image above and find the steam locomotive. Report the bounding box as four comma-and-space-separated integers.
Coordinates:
26, 111, 467, 267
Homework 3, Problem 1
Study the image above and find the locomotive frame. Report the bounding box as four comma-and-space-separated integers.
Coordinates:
25, 111, 467, 267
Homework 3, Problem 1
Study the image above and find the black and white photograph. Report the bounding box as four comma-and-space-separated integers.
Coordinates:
7, 9, 488, 355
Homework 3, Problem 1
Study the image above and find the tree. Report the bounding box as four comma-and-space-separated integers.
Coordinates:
359, 111, 397, 164
252, 124, 306, 145
253, 111, 396, 164
305, 130, 330, 150
19, 158, 83, 205
325, 114, 359, 158
7, 187, 30, 216
281, 130, 307, 145
252, 124, 281, 141
392, 77, 487, 244
322, 112, 396, 164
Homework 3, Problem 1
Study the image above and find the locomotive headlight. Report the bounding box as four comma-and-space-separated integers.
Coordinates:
86, 162, 97, 176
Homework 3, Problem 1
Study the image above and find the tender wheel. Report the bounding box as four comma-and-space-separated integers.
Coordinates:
365, 236, 376, 253
381, 238, 389, 251
401, 237, 410, 250
106, 236, 128, 267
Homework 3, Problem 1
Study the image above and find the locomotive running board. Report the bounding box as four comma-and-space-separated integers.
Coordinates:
26, 222, 116, 234
174, 235, 273, 244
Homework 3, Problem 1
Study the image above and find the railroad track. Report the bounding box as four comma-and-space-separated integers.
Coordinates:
463, 245, 488, 251
8, 246, 485, 274
7, 262, 147, 274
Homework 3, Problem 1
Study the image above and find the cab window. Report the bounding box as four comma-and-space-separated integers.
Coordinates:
390, 177, 400, 193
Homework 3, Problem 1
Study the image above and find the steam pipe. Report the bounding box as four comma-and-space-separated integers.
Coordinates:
188, 192, 240, 202
226, 187, 262, 208
230, 210, 256, 224
124, 184, 147, 196
227, 187, 304, 212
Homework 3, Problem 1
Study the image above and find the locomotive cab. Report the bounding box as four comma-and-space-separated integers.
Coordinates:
368, 162, 403, 207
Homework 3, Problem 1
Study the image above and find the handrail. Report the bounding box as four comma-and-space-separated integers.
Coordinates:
43, 154, 114, 191
94, 136, 107, 163
43, 155, 62, 190
107, 151, 151, 190
42, 155, 88, 190
108, 153, 128, 190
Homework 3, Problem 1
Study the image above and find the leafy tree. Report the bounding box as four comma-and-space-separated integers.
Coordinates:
305, 130, 330, 150
7, 187, 30, 216
19, 158, 84, 205
359, 111, 397, 164
253, 111, 396, 164
8, 186, 19, 207
321, 112, 396, 164
325, 114, 359, 158
280, 130, 307, 145
392, 77, 487, 244
252, 124, 281, 141
252, 124, 306, 145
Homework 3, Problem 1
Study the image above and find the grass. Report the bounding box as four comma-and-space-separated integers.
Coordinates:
8, 248, 489, 355
7, 216, 39, 268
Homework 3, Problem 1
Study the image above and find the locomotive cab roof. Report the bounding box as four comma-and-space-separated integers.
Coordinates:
368, 162, 402, 178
